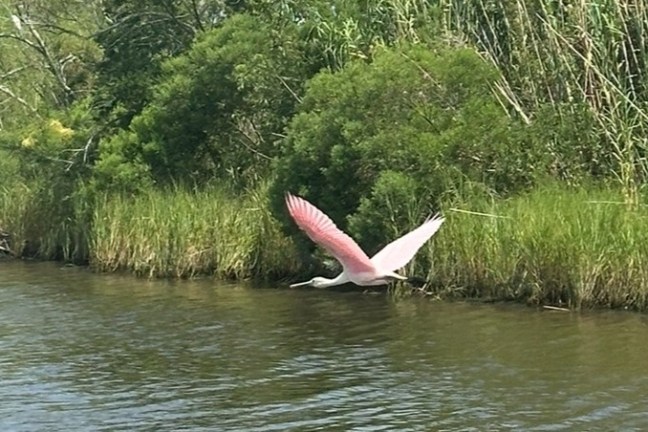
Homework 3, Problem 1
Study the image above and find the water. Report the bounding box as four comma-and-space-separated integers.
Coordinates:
1, 261, 648, 431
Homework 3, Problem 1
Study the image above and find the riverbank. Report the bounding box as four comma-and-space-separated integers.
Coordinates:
90, 183, 301, 280
1, 182, 646, 311
430, 185, 648, 311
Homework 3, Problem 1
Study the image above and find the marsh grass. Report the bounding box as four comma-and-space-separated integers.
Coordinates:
428, 184, 648, 311
0, 182, 31, 256
3, 175, 648, 311
0, 178, 91, 261
436, 0, 648, 203
91, 182, 301, 279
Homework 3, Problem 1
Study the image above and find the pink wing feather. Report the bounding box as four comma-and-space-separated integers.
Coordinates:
370, 215, 444, 272
285, 194, 375, 274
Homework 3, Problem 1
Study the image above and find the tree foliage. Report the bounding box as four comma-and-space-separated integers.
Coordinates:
94, 13, 307, 190
92, 0, 199, 128
246, 0, 434, 71
0, 0, 102, 127
270, 43, 546, 252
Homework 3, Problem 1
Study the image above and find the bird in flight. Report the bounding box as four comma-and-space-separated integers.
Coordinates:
285, 193, 444, 288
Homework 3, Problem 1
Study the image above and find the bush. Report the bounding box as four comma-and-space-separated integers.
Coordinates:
271, 43, 545, 253
0, 99, 97, 261
528, 103, 609, 182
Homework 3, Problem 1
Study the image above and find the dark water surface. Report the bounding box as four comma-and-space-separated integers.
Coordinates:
1, 261, 648, 431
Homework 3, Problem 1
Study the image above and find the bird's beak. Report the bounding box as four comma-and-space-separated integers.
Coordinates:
289, 280, 312, 288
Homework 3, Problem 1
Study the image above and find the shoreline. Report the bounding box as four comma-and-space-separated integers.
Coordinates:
1, 183, 646, 312
0, 246, 643, 315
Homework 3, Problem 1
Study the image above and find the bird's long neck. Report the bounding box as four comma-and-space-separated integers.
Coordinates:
318, 272, 349, 288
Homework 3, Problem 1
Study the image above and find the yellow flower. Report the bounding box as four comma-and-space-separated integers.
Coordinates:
21, 136, 35, 148
48, 119, 74, 139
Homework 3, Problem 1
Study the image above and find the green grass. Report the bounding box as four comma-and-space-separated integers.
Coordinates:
428, 184, 648, 311
90, 182, 301, 279
437, 0, 648, 203
3, 174, 648, 312
0, 182, 30, 255
0, 178, 92, 262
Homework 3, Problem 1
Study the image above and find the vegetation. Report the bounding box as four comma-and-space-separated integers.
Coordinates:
431, 184, 648, 311
90, 182, 300, 279
1, 0, 648, 310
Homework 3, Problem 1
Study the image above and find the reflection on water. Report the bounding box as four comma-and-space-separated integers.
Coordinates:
1, 261, 648, 431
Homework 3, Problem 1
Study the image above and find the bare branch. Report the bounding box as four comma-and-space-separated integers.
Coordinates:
35, 22, 90, 40
235, 118, 273, 161
188, 0, 206, 32
0, 32, 40, 50
0, 66, 28, 80
276, 75, 303, 104
0, 84, 39, 114
18, 7, 74, 101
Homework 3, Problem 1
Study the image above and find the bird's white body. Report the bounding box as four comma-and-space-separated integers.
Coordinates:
285, 193, 444, 288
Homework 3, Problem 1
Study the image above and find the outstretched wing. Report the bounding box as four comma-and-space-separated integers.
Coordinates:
285, 194, 375, 274
370, 214, 444, 272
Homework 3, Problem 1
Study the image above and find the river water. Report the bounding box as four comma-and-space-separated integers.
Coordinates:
1, 261, 648, 431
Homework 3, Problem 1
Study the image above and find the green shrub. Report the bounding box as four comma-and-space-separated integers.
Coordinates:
271, 43, 545, 254
0, 100, 97, 261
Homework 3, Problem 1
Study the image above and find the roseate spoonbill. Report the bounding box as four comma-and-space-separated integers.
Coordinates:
285, 193, 444, 288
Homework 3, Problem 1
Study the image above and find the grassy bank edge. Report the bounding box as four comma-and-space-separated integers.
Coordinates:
1, 182, 647, 311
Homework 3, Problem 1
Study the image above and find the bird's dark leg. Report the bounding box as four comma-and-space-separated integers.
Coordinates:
406, 276, 427, 288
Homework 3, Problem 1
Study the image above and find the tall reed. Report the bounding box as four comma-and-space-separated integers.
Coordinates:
436, 0, 648, 204
428, 184, 648, 311
91, 182, 301, 279
0, 182, 31, 256
0, 178, 91, 261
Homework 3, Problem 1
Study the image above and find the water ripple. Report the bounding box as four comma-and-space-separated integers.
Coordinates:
1, 262, 648, 431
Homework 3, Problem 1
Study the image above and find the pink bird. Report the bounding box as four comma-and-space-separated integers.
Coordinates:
285, 193, 444, 288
